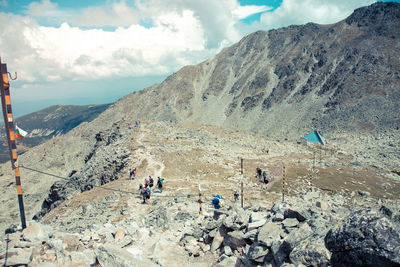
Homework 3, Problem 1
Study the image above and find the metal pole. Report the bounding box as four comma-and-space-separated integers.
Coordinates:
240, 158, 243, 175
0, 59, 26, 229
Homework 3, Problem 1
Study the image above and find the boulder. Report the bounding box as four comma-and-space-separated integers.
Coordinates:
325, 209, 400, 266
257, 222, 282, 248
282, 218, 299, 229
289, 238, 330, 266
248, 244, 269, 263
284, 208, 309, 222
248, 219, 266, 231
62, 234, 82, 252
224, 230, 246, 250
22, 222, 51, 243
250, 212, 266, 223
95, 244, 153, 267
217, 256, 238, 267
211, 229, 224, 252
244, 229, 257, 242
224, 245, 233, 256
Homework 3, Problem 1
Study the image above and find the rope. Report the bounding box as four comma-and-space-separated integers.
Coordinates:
19, 165, 192, 199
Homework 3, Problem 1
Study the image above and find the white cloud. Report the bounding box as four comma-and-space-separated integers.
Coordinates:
71, 0, 140, 27
1, 0, 269, 84
232, 5, 272, 20
260, 0, 376, 29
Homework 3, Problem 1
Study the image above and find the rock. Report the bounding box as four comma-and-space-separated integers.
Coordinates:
3, 247, 32, 266
114, 229, 125, 240
95, 244, 153, 267
257, 222, 282, 248
224, 245, 233, 256
217, 256, 238, 267
271, 202, 288, 215
214, 210, 229, 220
284, 222, 313, 251
273, 212, 284, 222
248, 219, 266, 231
69, 249, 97, 265
316, 201, 330, 211
244, 229, 257, 241
211, 229, 224, 252
22, 222, 50, 243
62, 234, 82, 252
192, 227, 203, 240
250, 212, 265, 223
284, 208, 309, 222
289, 238, 331, 266
357, 190, 371, 197
224, 230, 246, 250
325, 209, 400, 266
282, 218, 299, 228
248, 245, 269, 262
185, 240, 200, 257
380, 205, 393, 219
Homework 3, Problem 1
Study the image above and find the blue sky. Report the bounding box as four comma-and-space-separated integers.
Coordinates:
0, 0, 397, 116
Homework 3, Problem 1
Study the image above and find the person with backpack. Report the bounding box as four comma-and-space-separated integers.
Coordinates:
144, 187, 151, 204
263, 171, 268, 184
212, 195, 224, 209
149, 176, 154, 189
139, 184, 146, 203
157, 177, 164, 192
144, 178, 149, 188
129, 168, 136, 180
256, 167, 262, 179
233, 190, 239, 202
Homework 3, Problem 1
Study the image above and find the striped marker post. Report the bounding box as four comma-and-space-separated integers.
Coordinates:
282, 165, 286, 202
0, 59, 27, 229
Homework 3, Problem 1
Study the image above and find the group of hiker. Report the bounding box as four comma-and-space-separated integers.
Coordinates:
256, 167, 269, 184
138, 175, 165, 204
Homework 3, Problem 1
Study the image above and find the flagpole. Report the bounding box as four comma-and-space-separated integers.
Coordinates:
0, 58, 27, 229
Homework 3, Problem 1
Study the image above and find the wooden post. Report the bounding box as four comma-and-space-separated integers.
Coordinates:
241, 175, 244, 208
282, 165, 286, 202
240, 158, 243, 175
198, 184, 202, 215
0, 59, 26, 229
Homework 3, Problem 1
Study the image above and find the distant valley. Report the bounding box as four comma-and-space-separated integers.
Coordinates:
0, 104, 111, 163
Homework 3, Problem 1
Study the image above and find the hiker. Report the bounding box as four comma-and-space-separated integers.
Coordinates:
212, 195, 224, 209
144, 187, 151, 203
139, 184, 146, 203
157, 176, 164, 192
149, 176, 154, 189
263, 171, 268, 184
256, 167, 262, 179
233, 190, 239, 202
129, 168, 136, 180
144, 178, 150, 188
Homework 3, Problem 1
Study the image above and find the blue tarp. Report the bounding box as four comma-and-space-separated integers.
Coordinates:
304, 130, 327, 146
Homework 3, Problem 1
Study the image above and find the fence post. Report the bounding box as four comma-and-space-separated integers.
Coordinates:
282, 165, 286, 202
198, 184, 202, 215
0, 59, 26, 229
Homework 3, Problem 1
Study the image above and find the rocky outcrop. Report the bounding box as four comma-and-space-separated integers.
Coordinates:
33, 125, 130, 220
325, 208, 400, 266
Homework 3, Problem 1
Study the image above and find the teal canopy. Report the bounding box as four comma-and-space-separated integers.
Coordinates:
303, 130, 327, 146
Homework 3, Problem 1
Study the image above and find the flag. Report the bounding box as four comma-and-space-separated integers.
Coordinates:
15, 125, 27, 139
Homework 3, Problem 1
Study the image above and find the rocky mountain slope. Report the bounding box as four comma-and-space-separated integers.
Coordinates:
0, 104, 110, 163
108, 2, 399, 139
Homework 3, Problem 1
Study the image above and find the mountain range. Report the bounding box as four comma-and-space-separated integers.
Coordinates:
0, 104, 110, 163
0, 3, 399, 266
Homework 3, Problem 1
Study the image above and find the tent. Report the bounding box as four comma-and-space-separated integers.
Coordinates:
303, 130, 327, 146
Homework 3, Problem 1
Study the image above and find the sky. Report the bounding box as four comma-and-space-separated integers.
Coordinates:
0, 0, 397, 116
